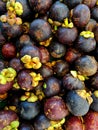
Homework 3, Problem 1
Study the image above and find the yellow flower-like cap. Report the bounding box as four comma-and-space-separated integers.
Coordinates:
21, 55, 42, 69
30, 72, 43, 87
39, 37, 52, 47
94, 90, 98, 98
48, 118, 65, 130
14, 2, 23, 16
80, 31, 94, 38
31, 57, 42, 69
1, 67, 16, 82
76, 90, 93, 105
20, 92, 38, 102
21, 55, 31, 63
70, 70, 88, 81
62, 18, 74, 28
0, 74, 7, 84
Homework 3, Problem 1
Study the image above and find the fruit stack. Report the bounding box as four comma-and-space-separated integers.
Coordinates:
0, 0, 98, 130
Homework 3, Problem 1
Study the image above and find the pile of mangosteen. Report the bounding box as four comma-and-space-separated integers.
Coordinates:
0, 0, 98, 130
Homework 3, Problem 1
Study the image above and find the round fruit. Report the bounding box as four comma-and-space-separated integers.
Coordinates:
29, 19, 52, 42
57, 27, 78, 45
29, 0, 52, 14
63, 73, 85, 90
38, 65, 53, 79
44, 96, 69, 120
65, 0, 83, 8
49, 41, 66, 58
83, 0, 97, 8
19, 123, 34, 130
34, 114, 50, 130
64, 116, 83, 130
49, 1, 69, 22
43, 77, 61, 97
9, 58, 24, 72
19, 45, 41, 59
53, 60, 69, 77
2, 43, 16, 59
72, 4, 90, 27
17, 70, 33, 91
76, 35, 96, 52
84, 111, 98, 130
65, 90, 91, 116
75, 55, 97, 76
0, 110, 18, 129
19, 101, 41, 120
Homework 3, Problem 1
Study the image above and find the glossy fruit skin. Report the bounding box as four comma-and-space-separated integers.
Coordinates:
9, 58, 24, 72
93, 24, 98, 43
0, 81, 13, 94
84, 111, 98, 130
65, 48, 81, 63
43, 77, 61, 97
53, 60, 69, 77
63, 74, 85, 90
64, 116, 83, 130
76, 36, 96, 52
91, 94, 98, 112
29, 0, 52, 14
38, 65, 53, 79
83, 0, 97, 8
17, 70, 33, 91
57, 27, 78, 45
65, 0, 83, 8
16, 34, 34, 51
72, 4, 90, 27
2, 43, 16, 59
90, 72, 98, 89
0, 110, 18, 129
85, 19, 97, 31
75, 55, 97, 76
34, 114, 50, 130
44, 96, 69, 120
29, 19, 52, 42
49, 1, 69, 22
65, 90, 90, 116
49, 41, 66, 58
92, 6, 98, 21
39, 46, 50, 64
20, 45, 41, 59
19, 101, 41, 120
19, 123, 34, 130
1, 23, 22, 40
